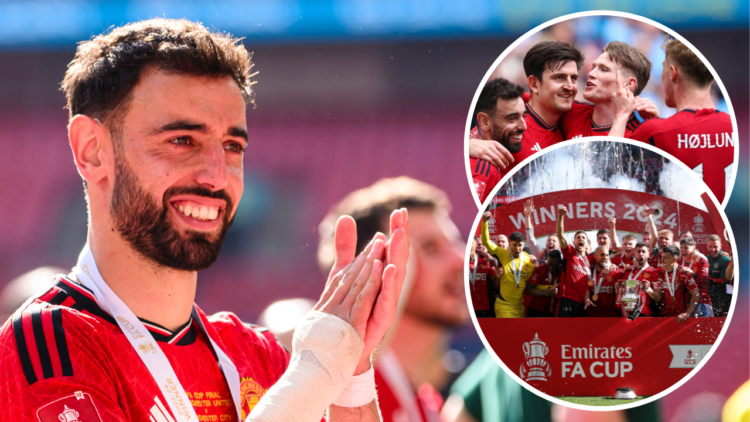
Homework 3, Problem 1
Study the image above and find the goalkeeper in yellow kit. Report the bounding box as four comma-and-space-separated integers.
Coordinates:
480, 211, 537, 318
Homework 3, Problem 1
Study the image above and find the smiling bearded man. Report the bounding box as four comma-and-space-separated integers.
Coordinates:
0, 18, 410, 422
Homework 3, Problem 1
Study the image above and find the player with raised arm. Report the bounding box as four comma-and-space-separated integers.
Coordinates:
643, 204, 673, 268
555, 206, 593, 317
656, 246, 700, 323
0, 19, 410, 422
563, 41, 658, 139
480, 212, 536, 318
625, 37, 734, 203
468, 78, 527, 202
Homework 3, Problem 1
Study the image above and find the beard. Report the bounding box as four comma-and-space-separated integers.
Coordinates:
493, 122, 523, 153
110, 154, 235, 272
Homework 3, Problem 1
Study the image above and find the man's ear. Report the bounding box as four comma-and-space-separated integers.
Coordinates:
476, 112, 493, 134
527, 75, 540, 95
68, 115, 112, 188
669, 64, 678, 84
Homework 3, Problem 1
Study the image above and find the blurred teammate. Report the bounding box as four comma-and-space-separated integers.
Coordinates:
469, 78, 527, 202
524, 250, 560, 317
563, 41, 655, 138
585, 247, 623, 317
0, 19, 410, 421
493, 234, 509, 249
656, 246, 699, 322
628, 37, 734, 203
318, 177, 468, 422
481, 212, 535, 318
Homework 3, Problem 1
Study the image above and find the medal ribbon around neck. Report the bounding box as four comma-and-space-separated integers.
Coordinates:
665, 265, 678, 300
73, 244, 241, 422
470, 255, 478, 288
511, 257, 524, 289
593, 266, 605, 298
629, 263, 649, 281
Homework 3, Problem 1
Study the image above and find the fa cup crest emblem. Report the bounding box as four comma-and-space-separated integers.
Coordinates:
520, 333, 552, 381
58, 405, 80, 422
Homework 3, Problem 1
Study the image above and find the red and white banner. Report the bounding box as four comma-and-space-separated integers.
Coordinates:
478, 317, 725, 396
479, 189, 729, 254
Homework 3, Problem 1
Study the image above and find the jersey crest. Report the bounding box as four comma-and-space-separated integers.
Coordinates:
240, 377, 267, 419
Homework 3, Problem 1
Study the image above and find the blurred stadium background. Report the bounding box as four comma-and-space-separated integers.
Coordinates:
0, 1, 746, 420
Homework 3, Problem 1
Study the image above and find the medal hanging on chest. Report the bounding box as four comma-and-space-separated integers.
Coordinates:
511, 258, 524, 290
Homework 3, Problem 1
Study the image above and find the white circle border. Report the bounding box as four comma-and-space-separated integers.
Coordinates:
463, 135, 740, 412
463, 10, 740, 210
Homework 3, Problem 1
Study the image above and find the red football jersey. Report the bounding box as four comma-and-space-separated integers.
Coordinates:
374, 352, 441, 422
618, 266, 660, 317
469, 257, 496, 312
469, 157, 502, 204
560, 245, 594, 304
525, 264, 559, 315
0, 276, 289, 421
587, 268, 624, 317
649, 247, 666, 269
610, 254, 636, 270
680, 257, 712, 305
655, 266, 699, 317
630, 109, 733, 203
522, 103, 564, 162
559, 101, 641, 139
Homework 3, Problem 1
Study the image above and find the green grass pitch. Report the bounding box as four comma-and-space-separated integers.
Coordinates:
555, 396, 649, 406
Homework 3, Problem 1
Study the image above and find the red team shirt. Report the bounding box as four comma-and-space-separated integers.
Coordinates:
680, 257, 712, 306
522, 103, 564, 159
656, 266, 699, 317
630, 108, 733, 203
610, 254, 636, 270
617, 266, 659, 317
469, 257, 497, 312
0, 276, 289, 421
560, 245, 594, 304
559, 101, 642, 139
469, 157, 502, 204
587, 268, 624, 317
525, 264, 559, 315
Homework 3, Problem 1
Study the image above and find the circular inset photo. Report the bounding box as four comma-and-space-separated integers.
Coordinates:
465, 12, 738, 209
465, 138, 738, 410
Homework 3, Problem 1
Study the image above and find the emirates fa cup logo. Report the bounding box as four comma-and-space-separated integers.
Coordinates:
693, 215, 705, 233
520, 333, 552, 381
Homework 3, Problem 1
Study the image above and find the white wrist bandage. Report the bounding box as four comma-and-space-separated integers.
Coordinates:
333, 364, 377, 407
246, 311, 363, 422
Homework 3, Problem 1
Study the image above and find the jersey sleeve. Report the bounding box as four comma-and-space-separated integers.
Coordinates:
684, 272, 699, 292
481, 220, 509, 261
527, 266, 544, 287
628, 119, 657, 143
0, 306, 127, 421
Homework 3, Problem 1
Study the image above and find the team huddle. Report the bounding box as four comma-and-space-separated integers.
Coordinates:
469, 38, 734, 204
469, 200, 734, 320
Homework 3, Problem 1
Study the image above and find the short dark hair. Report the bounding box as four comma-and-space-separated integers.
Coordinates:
574, 230, 588, 239
317, 177, 450, 272
548, 249, 562, 260
679, 230, 693, 238
635, 242, 650, 250
474, 78, 525, 121
509, 231, 526, 243
643, 231, 651, 236
680, 237, 697, 247
602, 41, 652, 96
523, 41, 584, 82
662, 245, 681, 258
663, 36, 714, 87
597, 229, 609, 237
62, 18, 255, 133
